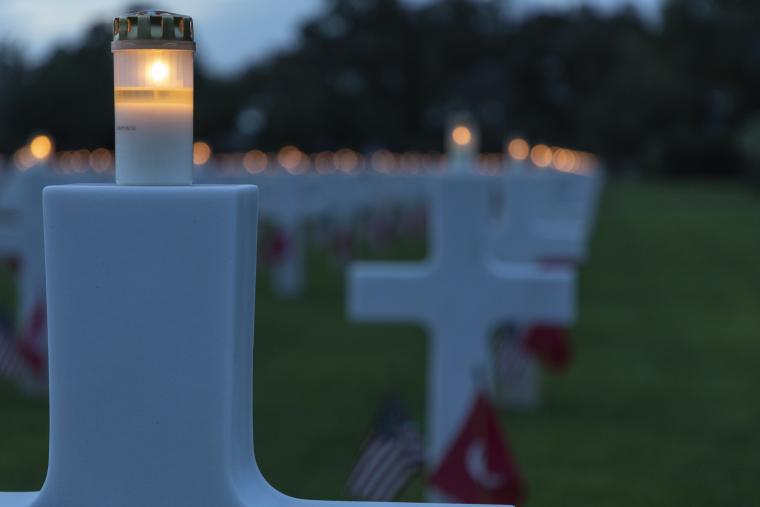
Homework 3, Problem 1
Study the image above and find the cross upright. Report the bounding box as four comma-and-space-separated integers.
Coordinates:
347, 174, 575, 481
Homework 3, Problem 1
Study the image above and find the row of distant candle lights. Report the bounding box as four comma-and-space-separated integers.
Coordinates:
3, 131, 598, 176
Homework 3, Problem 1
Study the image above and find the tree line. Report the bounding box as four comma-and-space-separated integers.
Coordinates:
1, 0, 759, 178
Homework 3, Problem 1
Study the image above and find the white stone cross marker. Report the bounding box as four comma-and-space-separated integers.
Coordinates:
348, 174, 575, 495
0, 182, 514, 507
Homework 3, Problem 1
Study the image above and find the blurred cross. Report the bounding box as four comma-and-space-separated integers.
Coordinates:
347, 175, 575, 497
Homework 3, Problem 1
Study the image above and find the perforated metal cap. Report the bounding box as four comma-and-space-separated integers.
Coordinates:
112, 11, 195, 51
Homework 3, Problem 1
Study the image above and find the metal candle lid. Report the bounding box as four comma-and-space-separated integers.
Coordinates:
112, 11, 195, 51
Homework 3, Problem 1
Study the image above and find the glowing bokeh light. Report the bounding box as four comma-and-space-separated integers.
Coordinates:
530, 144, 552, 168
334, 148, 359, 173
551, 148, 572, 172
451, 126, 472, 147
89, 148, 113, 172
13, 146, 35, 170
193, 142, 212, 166
507, 138, 530, 161
29, 135, 53, 160
243, 150, 268, 174
278, 145, 305, 173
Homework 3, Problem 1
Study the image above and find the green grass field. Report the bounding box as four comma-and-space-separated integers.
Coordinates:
1, 180, 759, 506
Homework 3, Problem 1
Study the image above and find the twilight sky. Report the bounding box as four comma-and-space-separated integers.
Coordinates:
0, 0, 663, 75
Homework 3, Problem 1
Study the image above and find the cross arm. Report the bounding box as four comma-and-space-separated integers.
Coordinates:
484, 261, 576, 325
347, 261, 434, 325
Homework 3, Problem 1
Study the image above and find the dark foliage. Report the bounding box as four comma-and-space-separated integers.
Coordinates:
1, 0, 759, 177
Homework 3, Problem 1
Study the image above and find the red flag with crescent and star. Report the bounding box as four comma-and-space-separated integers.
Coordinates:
429, 394, 525, 505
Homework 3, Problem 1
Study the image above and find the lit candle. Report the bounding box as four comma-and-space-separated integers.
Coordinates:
445, 113, 480, 173
112, 11, 195, 185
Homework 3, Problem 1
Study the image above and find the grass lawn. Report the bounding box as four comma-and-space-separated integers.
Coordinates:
0, 180, 758, 506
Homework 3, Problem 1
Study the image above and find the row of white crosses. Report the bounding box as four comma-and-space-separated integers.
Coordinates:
0, 140, 601, 396
196, 170, 426, 297
0, 165, 584, 506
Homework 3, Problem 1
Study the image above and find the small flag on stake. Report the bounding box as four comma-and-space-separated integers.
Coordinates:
345, 396, 423, 501
429, 394, 525, 505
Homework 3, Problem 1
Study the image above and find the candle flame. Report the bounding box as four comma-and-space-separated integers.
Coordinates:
148, 61, 170, 84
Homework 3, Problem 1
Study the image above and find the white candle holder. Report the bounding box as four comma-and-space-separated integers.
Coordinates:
112, 11, 195, 185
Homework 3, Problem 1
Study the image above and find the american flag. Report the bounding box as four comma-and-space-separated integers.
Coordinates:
345, 396, 423, 501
